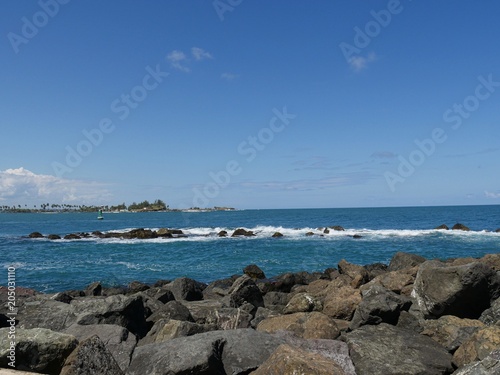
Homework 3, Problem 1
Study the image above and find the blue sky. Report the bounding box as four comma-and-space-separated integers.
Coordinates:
1, 0, 499, 209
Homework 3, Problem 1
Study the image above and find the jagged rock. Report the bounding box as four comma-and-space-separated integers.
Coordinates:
142, 286, 175, 304
257, 312, 340, 340
421, 315, 485, 352
388, 251, 426, 271
91, 230, 104, 237
480, 253, 500, 271
127, 329, 285, 375
435, 224, 449, 230
60, 335, 123, 375
452, 349, 500, 375
181, 300, 224, 324
330, 225, 345, 231
156, 228, 173, 237
204, 307, 253, 330
225, 275, 264, 311
322, 285, 362, 320
0, 328, 78, 375
453, 326, 500, 367
396, 310, 425, 333
323, 228, 330, 234
272, 231, 283, 237
52, 292, 74, 304
250, 344, 346, 375
338, 259, 369, 287
127, 281, 150, 294
217, 230, 228, 237
202, 277, 234, 300
47, 234, 61, 240
71, 294, 151, 339
147, 300, 194, 324
283, 293, 322, 314
361, 267, 416, 295
411, 260, 499, 319
364, 263, 388, 280
17, 298, 77, 332
243, 264, 266, 279
28, 231, 44, 238
232, 228, 255, 237
139, 319, 215, 347
349, 285, 412, 330
85, 281, 102, 297
480, 297, 500, 325
63, 324, 136, 372
341, 323, 454, 375
251, 307, 281, 328
167, 277, 205, 301
453, 223, 471, 231
64, 233, 81, 240
263, 291, 290, 312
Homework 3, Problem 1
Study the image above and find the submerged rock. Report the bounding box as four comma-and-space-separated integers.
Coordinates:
28, 231, 44, 238
232, 228, 255, 237
435, 224, 449, 230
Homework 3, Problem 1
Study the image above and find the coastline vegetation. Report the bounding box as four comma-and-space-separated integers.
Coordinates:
0, 199, 235, 213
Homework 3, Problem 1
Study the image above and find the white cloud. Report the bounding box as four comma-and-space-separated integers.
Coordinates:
485, 190, 500, 199
166, 50, 190, 72
221, 72, 238, 81
191, 47, 213, 61
348, 52, 377, 72
0, 167, 112, 205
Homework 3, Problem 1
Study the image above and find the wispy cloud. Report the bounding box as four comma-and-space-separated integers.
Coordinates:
485, 190, 500, 199
348, 52, 377, 72
166, 50, 190, 72
191, 47, 213, 61
221, 72, 238, 81
0, 167, 112, 204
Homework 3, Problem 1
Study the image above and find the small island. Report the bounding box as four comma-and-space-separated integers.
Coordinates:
0, 199, 235, 213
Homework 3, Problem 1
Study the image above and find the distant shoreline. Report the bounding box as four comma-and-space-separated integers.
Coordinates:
0, 207, 236, 214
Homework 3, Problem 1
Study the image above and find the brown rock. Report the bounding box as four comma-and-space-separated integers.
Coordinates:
452, 223, 471, 231
338, 259, 368, 287
250, 344, 346, 375
322, 286, 362, 320
283, 293, 322, 314
243, 264, 266, 279
257, 312, 340, 340
453, 326, 500, 367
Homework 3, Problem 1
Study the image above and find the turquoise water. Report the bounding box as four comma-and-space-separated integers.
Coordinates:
1, 206, 499, 292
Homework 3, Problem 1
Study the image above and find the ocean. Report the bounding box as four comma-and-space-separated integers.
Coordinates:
1, 205, 499, 293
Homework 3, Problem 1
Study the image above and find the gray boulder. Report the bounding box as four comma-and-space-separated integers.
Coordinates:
146, 300, 194, 324
479, 297, 500, 325
71, 294, 151, 338
0, 328, 78, 375
127, 328, 285, 375
17, 297, 77, 332
60, 335, 123, 375
341, 323, 453, 375
225, 275, 264, 311
411, 261, 498, 319
63, 324, 136, 372
167, 277, 205, 301
452, 349, 500, 375
388, 252, 426, 271
243, 264, 266, 279
349, 285, 412, 330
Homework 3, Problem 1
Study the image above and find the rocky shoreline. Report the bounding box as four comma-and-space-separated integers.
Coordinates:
1, 252, 499, 374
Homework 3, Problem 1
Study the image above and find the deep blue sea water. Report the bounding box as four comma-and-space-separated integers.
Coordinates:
1, 206, 499, 293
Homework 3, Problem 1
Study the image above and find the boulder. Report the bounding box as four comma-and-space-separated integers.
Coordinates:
341, 323, 454, 375
147, 300, 194, 324
338, 259, 369, 287
361, 268, 416, 295
322, 285, 362, 320
271, 232, 283, 238
139, 319, 215, 346
156, 228, 173, 238
453, 326, 500, 367
283, 292, 322, 314
127, 281, 150, 294
85, 281, 102, 297
47, 234, 61, 240
63, 233, 81, 240
17, 298, 77, 332
126, 228, 158, 239
305, 231, 314, 236
480, 253, 500, 271
225, 275, 264, 311
143, 287, 175, 304
63, 324, 136, 372
435, 224, 449, 230
232, 228, 255, 237
421, 315, 485, 352
202, 277, 235, 300
182, 300, 224, 324
269, 331, 356, 375
257, 312, 340, 340
349, 285, 412, 330
323, 228, 330, 234
453, 223, 471, 231
71, 294, 151, 339
411, 260, 498, 319
364, 263, 388, 280
28, 231, 44, 238
330, 225, 345, 231
167, 277, 205, 301
250, 344, 346, 375
52, 292, 74, 304
251, 307, 281, 328
352, 234, 362, 239
217, 230, 228, 237
204, 307, 253, 330
60, 335, 123, 375
127, 329, 285, 375
452, 349, 500, 375
0, 328, 78, 375
479, 297, 500, 325
243, 264, 266, 279
388, 251, 426, 271
263, 291, 290, 312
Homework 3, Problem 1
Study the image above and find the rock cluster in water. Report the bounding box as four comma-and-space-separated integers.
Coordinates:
1, 251, 499, 374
